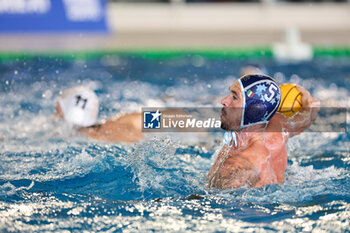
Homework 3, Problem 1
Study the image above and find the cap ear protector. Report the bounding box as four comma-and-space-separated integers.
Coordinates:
245, 99, 267, 123
238, 74, 281, 129
58, 86, 99, 127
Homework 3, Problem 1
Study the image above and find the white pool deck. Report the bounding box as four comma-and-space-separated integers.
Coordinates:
0, 3, 349, 52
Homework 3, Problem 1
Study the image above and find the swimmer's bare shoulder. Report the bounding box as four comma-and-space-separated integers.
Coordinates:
79, 113, 144, 143
207, 138, 275, 189
265, 113, 290, 145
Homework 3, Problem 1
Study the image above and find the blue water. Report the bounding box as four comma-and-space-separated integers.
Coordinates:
0, 55, 349, 232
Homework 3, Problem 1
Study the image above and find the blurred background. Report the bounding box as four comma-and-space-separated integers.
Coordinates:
0, 0, 349, 51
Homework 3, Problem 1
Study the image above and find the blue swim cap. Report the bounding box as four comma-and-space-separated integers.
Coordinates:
238, 74, 281, 129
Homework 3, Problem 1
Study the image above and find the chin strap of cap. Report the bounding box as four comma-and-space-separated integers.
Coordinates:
223, 131, 238, 148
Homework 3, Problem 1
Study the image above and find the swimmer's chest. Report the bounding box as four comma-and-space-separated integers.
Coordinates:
223, 137, 276, 171
217, 145, 257, 171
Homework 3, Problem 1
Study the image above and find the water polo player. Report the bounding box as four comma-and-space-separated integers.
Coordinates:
55, 86, 144, 143
206, 74, 320, 189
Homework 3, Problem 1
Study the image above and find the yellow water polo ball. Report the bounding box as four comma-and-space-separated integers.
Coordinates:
277, 83, 303, 117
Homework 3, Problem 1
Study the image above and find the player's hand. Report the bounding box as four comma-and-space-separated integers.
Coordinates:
296, 85, 320, 122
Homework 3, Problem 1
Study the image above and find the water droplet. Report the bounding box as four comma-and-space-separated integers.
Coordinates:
42, 90, 52, 99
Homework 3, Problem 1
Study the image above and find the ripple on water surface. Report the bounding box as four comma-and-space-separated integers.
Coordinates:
0, 56, 349, 232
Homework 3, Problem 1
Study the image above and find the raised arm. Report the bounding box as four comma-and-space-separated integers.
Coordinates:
281, 85, 320, 137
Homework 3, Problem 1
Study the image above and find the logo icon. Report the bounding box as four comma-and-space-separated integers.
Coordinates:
143, 110, 161, 129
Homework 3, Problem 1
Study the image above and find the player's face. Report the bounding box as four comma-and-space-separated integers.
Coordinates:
220, 81, 243, 131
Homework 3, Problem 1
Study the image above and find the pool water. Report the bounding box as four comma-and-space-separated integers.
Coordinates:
0, 55, 349, 232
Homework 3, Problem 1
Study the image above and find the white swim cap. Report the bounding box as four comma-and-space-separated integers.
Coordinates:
58, 86, 99, 127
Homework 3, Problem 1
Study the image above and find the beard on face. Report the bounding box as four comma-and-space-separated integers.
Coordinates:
220, 121, 230, 131
220, 108, 231, 131
220, 107, 240, 131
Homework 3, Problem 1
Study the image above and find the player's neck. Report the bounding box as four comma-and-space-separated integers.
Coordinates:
238, 123, 265, 133
235, 124, 266, 144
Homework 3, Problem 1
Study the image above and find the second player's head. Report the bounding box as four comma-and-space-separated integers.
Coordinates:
55, 86, 99, 127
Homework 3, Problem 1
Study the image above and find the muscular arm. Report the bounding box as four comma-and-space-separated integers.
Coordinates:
79, 109, 195, 142
218, 156, 261, 189
79, 113, 144, 143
